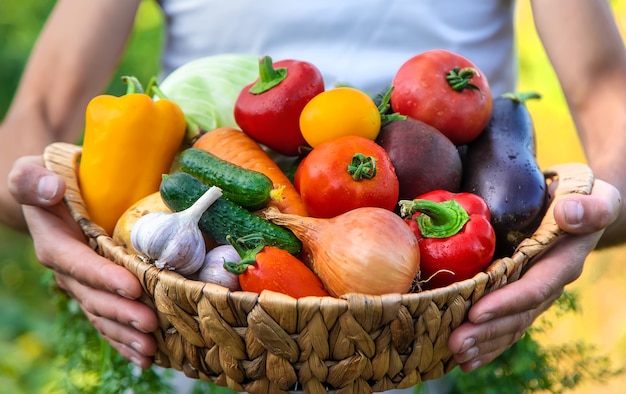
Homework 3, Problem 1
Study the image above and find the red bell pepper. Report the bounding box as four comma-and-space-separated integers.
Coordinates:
398, 190, 496, 289
234, 56, 324, 156
224, 235, 329, 299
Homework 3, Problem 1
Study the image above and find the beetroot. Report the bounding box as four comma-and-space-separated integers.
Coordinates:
375, 118, 463, 200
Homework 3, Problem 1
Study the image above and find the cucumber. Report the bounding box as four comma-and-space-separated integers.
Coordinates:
160, 172, 302, 255
178, 147, 273, 210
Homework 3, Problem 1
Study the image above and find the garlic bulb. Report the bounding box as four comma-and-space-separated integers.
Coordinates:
131, 185, 222, 276
196, 244, 241, 290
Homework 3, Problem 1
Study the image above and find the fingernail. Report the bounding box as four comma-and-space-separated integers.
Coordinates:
130, 357, 143, 368
563, 200, 584, 226
131, 320, 149, 334
131, 341, 143, 352
37, 175, 59, 201
474, 313, 494, 324
469, 359, 482, 371
116, 289, 131, 299
465, 346, 479, 359
460, 337, 476, 353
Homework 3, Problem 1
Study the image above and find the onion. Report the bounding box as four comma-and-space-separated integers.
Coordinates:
263, 207, 420, 297
196, 244, 242, 291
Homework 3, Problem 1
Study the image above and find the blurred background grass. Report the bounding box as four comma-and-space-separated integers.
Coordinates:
0, 1, 625, 393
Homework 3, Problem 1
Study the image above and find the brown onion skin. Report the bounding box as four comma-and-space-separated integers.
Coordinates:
264, 207, 420, 297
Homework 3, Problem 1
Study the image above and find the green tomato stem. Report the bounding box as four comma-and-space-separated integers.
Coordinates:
249, 56, 288, 94
446, 67, 480, 92
378, 86, 407, 126
223, 234, 265, 274
398, 199, 470, 238
347, 153, 377, 180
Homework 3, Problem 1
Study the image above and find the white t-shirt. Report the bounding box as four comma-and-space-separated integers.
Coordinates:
157, 0, 517, 95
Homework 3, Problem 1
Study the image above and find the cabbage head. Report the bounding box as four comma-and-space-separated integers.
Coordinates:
159, 53, 259, 142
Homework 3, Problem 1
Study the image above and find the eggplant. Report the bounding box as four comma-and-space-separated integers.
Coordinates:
461, 92, 548, 258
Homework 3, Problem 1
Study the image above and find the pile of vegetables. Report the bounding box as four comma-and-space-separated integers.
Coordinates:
80, 49, 548, 299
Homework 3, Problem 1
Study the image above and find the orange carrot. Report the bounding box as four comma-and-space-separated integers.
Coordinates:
192, 127, 309, 216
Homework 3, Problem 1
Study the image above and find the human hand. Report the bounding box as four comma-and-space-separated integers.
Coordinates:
448, 179, 622, 372
8, 156, 159, 369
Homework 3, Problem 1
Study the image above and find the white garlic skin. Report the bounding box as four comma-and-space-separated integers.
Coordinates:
130, 185, 222, 277
130, 211, 206, 276
196, 244, 241, 290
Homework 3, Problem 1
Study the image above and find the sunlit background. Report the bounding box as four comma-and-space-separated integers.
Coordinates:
517, 2, 626, 394
0, 1, 624, 393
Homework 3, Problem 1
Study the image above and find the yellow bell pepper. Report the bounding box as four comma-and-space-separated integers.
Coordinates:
78, 76, 186, 235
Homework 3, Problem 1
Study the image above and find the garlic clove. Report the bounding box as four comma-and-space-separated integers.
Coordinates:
196, 244, 241, 290
155, 220, 207, 275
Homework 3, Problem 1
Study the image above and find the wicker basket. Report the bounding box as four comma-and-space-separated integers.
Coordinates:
43, 141, 594, 394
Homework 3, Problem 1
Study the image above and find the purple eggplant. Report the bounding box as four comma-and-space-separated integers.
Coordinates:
461, 92, 548, 258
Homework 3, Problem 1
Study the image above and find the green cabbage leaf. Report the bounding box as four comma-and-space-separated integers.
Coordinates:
159, 53, 259, 142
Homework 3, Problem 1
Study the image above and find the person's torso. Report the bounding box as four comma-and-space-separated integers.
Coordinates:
158, 0, 516, 95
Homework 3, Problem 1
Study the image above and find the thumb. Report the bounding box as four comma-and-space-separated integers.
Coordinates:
553, 179, 621, 235
8, 155, 66, 206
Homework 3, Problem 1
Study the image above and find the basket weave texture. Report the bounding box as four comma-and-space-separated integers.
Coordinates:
43, 142, 594, 394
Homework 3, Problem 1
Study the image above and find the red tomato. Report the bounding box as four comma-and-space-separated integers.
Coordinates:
390, 49, 493, 146
296, 135, 399, 218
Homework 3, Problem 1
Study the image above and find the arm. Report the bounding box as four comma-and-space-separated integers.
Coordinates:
1, 0, 142, 230
449, 0, 625, 371
3, 0, 159, 368
531, 0, 626, 247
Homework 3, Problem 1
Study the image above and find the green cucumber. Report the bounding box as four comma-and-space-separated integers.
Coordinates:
178, 147, 273, 210
160, 172, 301, 255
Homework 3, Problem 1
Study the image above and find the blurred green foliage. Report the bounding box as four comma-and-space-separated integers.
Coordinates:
0, 4, 60, 384
0, 1, 55, 118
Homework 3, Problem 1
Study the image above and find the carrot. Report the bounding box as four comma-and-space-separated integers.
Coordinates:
192, 127, 309, 216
